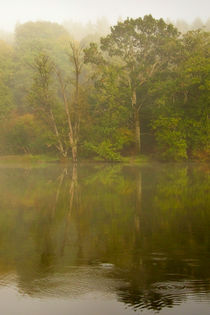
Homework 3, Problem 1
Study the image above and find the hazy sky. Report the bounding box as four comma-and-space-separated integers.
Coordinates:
0, 0, 209, 31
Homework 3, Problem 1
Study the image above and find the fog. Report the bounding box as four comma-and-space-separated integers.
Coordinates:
0, 0, 209, 31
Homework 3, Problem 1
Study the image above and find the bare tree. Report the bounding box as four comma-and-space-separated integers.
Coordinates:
56, 41, 84, 163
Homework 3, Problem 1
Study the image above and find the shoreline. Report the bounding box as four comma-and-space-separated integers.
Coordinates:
0, 154, 208, 166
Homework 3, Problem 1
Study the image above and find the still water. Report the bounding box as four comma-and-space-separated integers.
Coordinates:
0, 163, 209, 314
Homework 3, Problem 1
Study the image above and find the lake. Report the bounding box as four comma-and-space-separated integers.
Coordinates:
0, 163, 209, 314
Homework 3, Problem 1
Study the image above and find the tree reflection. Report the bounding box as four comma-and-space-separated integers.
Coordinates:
0, 163, 209, 311
60, 164, 79, 256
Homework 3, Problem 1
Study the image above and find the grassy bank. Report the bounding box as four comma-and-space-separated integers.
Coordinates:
0, 154, 59, 164
0, 154, 150, 165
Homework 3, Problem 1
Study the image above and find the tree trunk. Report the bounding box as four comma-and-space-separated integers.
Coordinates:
132, 89, 141, 154
56, 69, 78, 164
49, 109, 67, 158
134, 109, 141, 154
72, 144, 77, 164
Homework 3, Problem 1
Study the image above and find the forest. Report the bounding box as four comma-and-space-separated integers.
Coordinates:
0, 15, 209, 162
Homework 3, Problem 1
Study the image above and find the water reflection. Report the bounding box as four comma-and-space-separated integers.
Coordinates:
0, 163, 209, 313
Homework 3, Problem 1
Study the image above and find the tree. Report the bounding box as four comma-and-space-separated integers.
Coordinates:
81, 62, 132, 161
56, 41, 85, 163
14, 21, 70, 111
177, 30, 210, 159
29, 53, 67, 158
192, 18, 204, 30
85, 15, 180, 154
30, 40, 85, 163
0, 40, 14, 120
150, 30, 210, 160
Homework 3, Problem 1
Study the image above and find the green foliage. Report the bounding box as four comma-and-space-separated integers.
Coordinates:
150, 30, 210, 160
152, 116, 187, 161
80, 61, 133, 160
0, 18, 209, 161
84, 140, 122, 161
0, 114, 52, 155
0, 40, 14, 120
85, 15, 180, 154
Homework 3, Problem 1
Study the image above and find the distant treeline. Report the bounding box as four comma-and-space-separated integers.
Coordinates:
1, 16, 210, 43
0, 15, 209, 161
